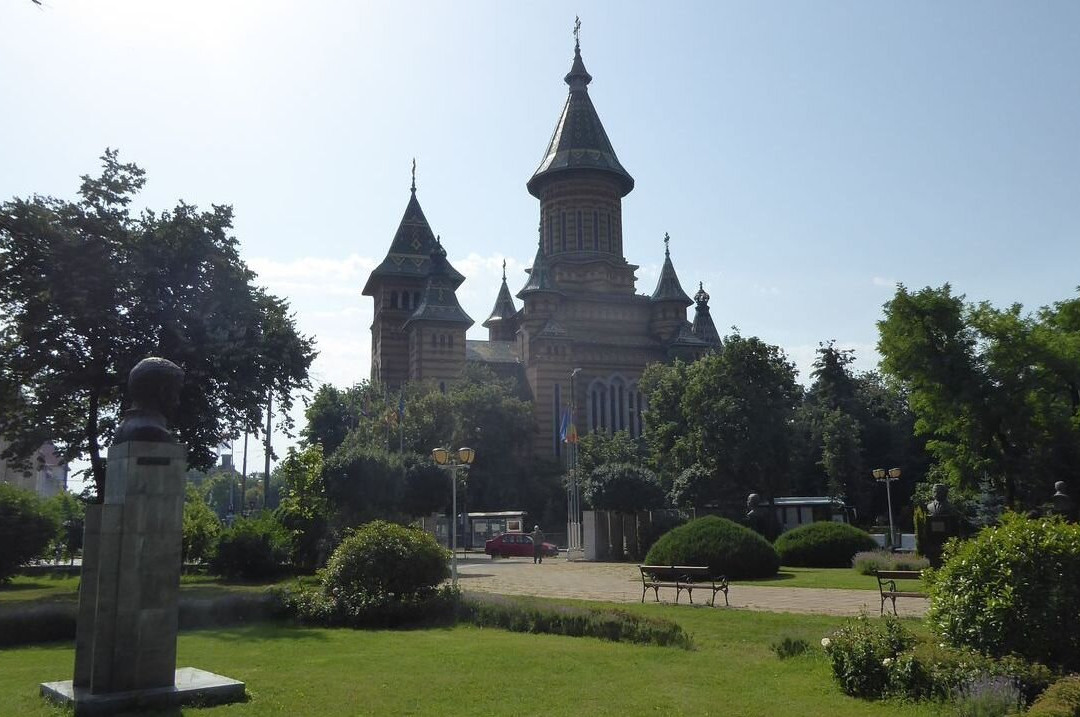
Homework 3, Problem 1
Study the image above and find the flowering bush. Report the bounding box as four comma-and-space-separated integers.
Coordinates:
823, 613, 915, 698
824, 614, 1052, 704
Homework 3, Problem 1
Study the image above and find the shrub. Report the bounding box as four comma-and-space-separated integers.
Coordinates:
1028, 675, 1080, 717
281, 583, 459, 629
582, 463, 666, 513
322, 520, 448, 602
208, 511, 290, 580
770, 636, 810, 659
852, 550, 930, 575
927, 512, 1080, 672
644, 515, 779, 579
0, 483, 58, 582
774, 522, 878, 567
823, 613, 916, 698
457, 593, 692, 649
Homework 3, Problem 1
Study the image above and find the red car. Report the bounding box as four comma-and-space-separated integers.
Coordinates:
485, 532, 558, 559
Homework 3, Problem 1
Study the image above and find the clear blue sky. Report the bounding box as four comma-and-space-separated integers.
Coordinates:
2, 1, 1079, 481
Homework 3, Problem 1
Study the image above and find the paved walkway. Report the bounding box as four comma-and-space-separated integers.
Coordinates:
456, 555, 927, 617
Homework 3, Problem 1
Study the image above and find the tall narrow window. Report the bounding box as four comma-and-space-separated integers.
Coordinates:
593, 210, 599, 250
576, 210, 583, 250
390, 291, 398, 309
606, 211, 612, 251
546, 214, 553, 254
553, 384, 562, 457
560, 212, 567, 252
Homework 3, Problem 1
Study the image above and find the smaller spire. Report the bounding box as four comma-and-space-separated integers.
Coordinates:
410, 158, 416, 193
692, 281, 721, 348
694, 281, 710, 306
650, 234, 693, 306
564, 17, 592, 89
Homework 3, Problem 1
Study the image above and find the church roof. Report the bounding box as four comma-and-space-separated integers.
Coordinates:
691, 282, 722, 347
403, 243, 474, 329
668, 322, 711, 350
650, 234, 693, 306
465, 340, 521, 364
362, 187, 464, 295
526, 41, 634, 198
517, 237, 560, 298
483, 262, 519, 328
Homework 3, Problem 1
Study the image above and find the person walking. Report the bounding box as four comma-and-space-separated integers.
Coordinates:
531, 524, 545, 564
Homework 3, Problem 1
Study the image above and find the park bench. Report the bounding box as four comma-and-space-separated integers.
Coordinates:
874, 569, 926, 615
639, 565, 729, 607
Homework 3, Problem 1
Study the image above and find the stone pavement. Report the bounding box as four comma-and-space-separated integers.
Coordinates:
456, 555, 927, 617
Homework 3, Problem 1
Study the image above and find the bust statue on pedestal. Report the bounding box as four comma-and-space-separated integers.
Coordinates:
922, 483, 961, 568
1051, 481, 1077, 522
746, 493, 778, 541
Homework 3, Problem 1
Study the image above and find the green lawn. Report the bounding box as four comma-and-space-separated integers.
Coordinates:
0, 605, 950, 716
735, 566, 925, 591
0, 573, 309, 609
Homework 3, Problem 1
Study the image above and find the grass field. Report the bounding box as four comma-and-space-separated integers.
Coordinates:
0, 573, 305, 608
733, 567, 926, 591
0, 603, 951, 716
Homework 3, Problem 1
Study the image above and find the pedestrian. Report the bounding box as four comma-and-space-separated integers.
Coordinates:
531, 524, 545, 564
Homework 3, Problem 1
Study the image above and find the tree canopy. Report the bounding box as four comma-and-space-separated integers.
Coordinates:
878, 284, 1080, 507
0, 150, 317, 496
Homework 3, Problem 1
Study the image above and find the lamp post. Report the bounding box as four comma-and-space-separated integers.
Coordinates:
432, 446, 475, 588
872, 467, 901, 549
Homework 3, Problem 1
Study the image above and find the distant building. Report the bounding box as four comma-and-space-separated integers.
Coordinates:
363, 36, 722, 456
0, 438, 69, 498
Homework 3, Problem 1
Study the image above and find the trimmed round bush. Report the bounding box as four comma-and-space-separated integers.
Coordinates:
643, 515, 779, 579
927, 512, 1080, 672
0, 483, 58, 582
323, 520, 449, 601
774, 522, 878, 567
208, 512, 290, 580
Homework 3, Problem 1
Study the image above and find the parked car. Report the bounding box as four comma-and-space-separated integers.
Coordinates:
484, 532, 558, 559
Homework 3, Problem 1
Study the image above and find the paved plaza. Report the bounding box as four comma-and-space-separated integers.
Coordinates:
456, 555, 928, 617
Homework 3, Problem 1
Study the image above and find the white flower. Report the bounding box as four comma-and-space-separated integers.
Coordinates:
820, 637, 832, 649
882, 658, 894, 667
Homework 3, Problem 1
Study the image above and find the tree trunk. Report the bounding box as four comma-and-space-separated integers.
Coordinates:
87, 389, 105, 502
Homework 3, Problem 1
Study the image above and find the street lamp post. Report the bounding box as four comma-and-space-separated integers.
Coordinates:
432, 446, 476, 588
568, 368, 582, 553
872, 467, 901, 549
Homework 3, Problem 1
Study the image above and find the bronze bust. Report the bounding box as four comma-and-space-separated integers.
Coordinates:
926, 483, 955, 517
113, 357, 184, 444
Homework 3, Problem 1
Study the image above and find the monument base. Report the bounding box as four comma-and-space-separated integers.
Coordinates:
41, 667, 245, 716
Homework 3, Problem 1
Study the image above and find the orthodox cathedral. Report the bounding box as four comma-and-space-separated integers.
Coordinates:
362, 35, 721, 457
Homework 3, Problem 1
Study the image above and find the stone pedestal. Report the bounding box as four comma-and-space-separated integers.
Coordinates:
41, 441, 244, 715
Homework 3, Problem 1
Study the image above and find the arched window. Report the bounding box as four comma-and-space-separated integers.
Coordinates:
593, 210, 599, 250
390, 291, 398, 309
560, 211, 567, 252
439, 334, 446, 350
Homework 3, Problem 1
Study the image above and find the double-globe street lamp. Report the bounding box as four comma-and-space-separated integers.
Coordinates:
432, 446, 475, 588
871, 467, 902, 549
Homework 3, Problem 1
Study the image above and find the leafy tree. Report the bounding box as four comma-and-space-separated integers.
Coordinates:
667, 463, 715, 510
641, 332, 802, 503
0, 150, 317, 497
182, 483, 221, 564
45, 490, 85, 564
302, 383, 369, 455
576, 430, 646, 477
582, 463, 666, 513
878, 285, 1080, 507
275, 444, 330, 571
0, 483, 57, 581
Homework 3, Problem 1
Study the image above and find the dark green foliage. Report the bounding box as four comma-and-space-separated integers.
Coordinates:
851, 550, 928, 575
322, 520, 449, 602
0, 483, 57, 582
581, 463, 666, 513
274, 444, 330, 571
636, 510, 687, 560
667, 464, 714, 510
456, 593, 692, 649
280, 584, 458, 629
1028, 676, 1080, 717
770, 636, 810, 659
0, 150, 316, 496
208, 512, 290, 580
927, 512, 1080, 671
773, 522, 878, 568
644, 515, 779, 579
